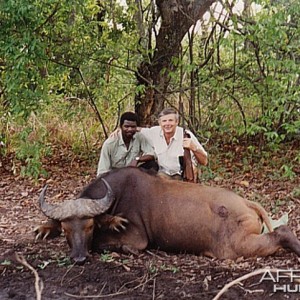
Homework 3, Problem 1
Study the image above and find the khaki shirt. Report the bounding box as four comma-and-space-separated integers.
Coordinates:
97, 131, 155, 176
141, 126, 207, 176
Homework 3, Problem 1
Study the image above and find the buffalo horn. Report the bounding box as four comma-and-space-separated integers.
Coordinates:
39, 179, 114, 220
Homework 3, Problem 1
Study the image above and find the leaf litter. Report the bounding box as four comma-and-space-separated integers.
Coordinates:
0, 145, 300, 299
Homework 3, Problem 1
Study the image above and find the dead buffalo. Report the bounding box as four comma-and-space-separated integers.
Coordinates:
35, 167, 300, 263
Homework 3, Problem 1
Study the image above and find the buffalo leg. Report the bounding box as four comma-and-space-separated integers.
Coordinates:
275, 225, 300, 255
95, 225, 148, 255
34, 219, 62, 239
95, 214, 128, 232
237, 225, 300, 258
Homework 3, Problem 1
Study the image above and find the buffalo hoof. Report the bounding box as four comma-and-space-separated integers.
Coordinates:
33, 220, 62, 240
109, 216, 129, 232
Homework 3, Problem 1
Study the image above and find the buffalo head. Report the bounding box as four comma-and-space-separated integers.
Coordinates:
38, 179, 114, 264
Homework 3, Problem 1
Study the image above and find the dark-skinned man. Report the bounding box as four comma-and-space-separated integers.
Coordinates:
97, 112, 157, 176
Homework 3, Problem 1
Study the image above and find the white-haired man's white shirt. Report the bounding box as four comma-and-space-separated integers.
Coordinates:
141, 126, 207, 176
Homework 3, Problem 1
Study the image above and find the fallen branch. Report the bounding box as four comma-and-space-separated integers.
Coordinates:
152, 277, 156, 300
15, 253, 44, 300
212, 268, 294, 300
65, 273, 157, 298
60, 262, 84, 286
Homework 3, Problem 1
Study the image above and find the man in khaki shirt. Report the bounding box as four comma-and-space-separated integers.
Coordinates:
97, 112, 157, 176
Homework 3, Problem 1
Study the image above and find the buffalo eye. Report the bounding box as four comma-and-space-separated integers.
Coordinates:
83, 219, 95, 233
61, 224, 70, 236
85, 224, 94, 233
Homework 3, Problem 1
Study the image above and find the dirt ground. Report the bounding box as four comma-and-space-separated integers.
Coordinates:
1, 145, 300, 300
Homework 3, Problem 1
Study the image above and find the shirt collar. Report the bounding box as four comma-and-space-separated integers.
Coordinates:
118, 131, 136, 146
159, 127, 180, 141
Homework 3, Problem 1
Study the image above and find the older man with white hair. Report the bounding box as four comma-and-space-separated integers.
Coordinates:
140, 107, 208, 181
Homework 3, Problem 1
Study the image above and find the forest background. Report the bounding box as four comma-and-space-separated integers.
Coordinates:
1, 2, 300, 298
0, 0, 299, 181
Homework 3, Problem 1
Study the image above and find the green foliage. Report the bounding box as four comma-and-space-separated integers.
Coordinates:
56, 256, 72, 267
0, 0, 50, 117
291, 187, 300, 199
0, 259, 12, 266
31, 254, 72, 269
0, 0, 299, 178
0, 134, 6, 156
99, 250, 114, 262
146, 261, 180, 274
280, 164, 296, 180
14, 126, 51, 179
201, 167, 217, 181
37, 260, 51, 270
160, 264, 180, 273
184, 0, 300, 144
0, 0, 141, 177
271, 199, 285, 214
0, 0, 138, 120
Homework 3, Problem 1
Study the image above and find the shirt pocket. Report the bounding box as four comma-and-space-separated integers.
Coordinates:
112, 152, 128, 167
130, 143, 141, 157
155, 145, 168, 156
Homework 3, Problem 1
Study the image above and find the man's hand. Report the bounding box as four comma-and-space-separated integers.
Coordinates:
183, 138, 197, 151
109, 128, 121, 138
128, 159, 139, 167
183, 138, 208, 166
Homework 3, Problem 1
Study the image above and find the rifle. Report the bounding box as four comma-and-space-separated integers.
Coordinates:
179, 104, 194, 183
182, 129, 195, 182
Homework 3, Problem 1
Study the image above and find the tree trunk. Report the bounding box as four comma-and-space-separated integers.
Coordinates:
135, 0, 216, 125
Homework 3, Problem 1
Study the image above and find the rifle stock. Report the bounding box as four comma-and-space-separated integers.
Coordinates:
179, 103, 195, 183
183, 130, 195, 182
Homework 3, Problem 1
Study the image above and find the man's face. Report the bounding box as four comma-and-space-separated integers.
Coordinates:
121, 120, 137, 140
159, 113, 178, 135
